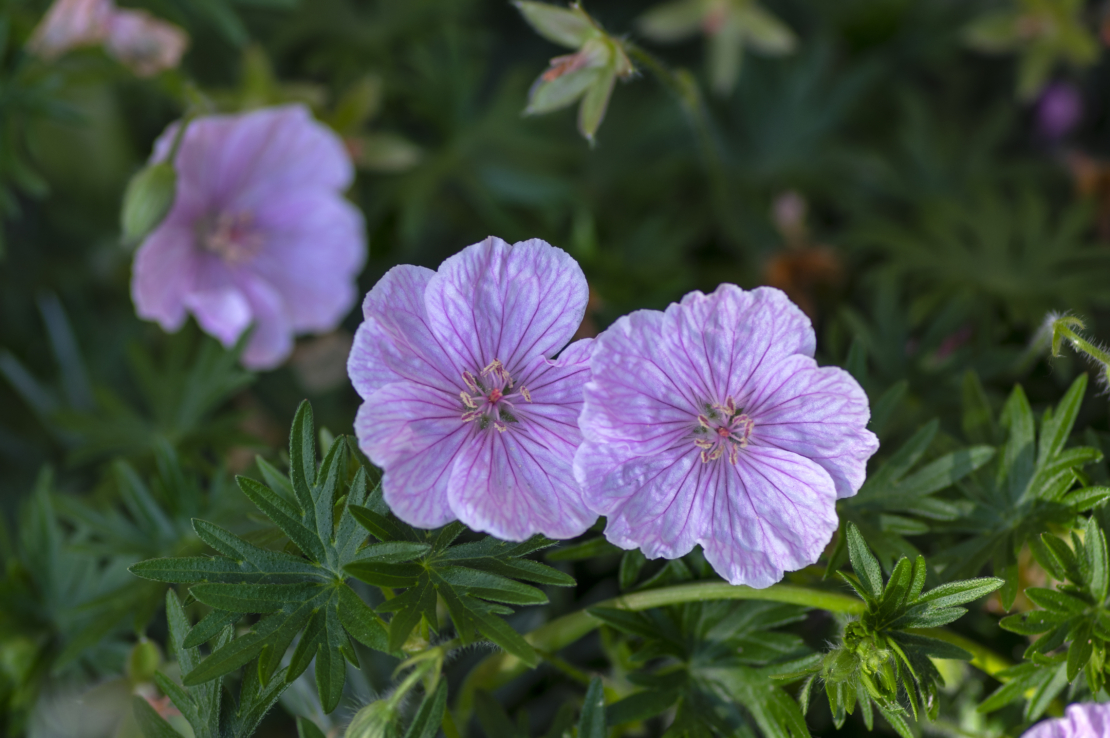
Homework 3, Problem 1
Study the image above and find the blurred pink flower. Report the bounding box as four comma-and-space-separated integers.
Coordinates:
105, 9, 188, 77
131, 106, 366, 370
28, 0, 187, 76
1037, 82, 1082, 140
28, 0, 113, 58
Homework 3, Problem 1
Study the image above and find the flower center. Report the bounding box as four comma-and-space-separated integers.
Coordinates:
694, 396, 754, 464
459, 359, 532, 432
198, 212, 263, 265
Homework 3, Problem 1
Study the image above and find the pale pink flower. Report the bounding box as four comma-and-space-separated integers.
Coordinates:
105, 9, 188, 77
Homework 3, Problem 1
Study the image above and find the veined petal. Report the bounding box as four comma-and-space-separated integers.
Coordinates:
356, 382, 468, 530
424, 236, 588, 374
747, 354, 879, 499
703, 446, 838, 587
448, 428, 595, 541
348, 265, 461, 398
574, 443, 703, 560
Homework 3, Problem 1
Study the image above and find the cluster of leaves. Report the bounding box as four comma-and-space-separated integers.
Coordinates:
0, 298, 253, 466
129, 401, 573, 726
590, 600, 815, 738
986, 516, 1110, 721
939, 374, 1110, 606
799, 524, 1002, 737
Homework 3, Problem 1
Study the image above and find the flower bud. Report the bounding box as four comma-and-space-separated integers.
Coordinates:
126, 637, 163, 683
344, 700, 399, 738
120, 161, 176, 243
518, 2, 634, 142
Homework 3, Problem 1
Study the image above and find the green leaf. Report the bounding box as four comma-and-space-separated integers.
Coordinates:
337, 584, 391, 652
296, 717, 327, 738
1067, 622, 1094, 682
403, 681, 448, 738
1000, 610, 1070, 635
917, 577, 1003, 609
1025, 587, 1089, 615
436, 566, 548, 605
515, 0, 598, 47
190, 582, 325, 613
346, 561, 423, 588
606, 689, 681, 725
1085, 516, 1109, 603
620, 549, 647, 590
236, 475, 328, 563
132, 696, 185, 738
289, 401, 318, 514
846, 523, 882, 598
578, 677, 607, 738
1038, 374, 1087, 464
547, 536, 622, 561
349, 504, 411, 542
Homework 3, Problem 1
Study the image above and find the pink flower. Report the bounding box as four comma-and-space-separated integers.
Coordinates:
1023, 702, 1110, 737
347, 237, 597, 541
575, 285, 879, 587
104, 9, 188, 77
29, 0, 187, 76
131, 105, 366, 370
28, 0, 113, 59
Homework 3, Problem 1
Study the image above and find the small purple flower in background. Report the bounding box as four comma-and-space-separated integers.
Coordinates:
348, 236, 597, 541
575, 285, 878, 587
1022, 702, 1110, 737
1036, 82, 1082, 140
131, 105, 365, 370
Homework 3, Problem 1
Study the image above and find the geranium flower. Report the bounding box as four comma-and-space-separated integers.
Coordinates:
348, 236, 596, 541
1023, 703, 1110, 737
575, 285, 878, 587
131, 105, 365, 370
29, 0, 187, 77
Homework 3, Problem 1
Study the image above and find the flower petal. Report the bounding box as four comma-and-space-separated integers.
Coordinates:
181, 255, 251, 347
356, 382, 469, 530
236, 273, 293, 370
154, 105, 353, 211
703, 446, 838, 587
348, 265, 462, 399
448, 427, 595, 541
251, 189, 366, 333
424, 237, 588, 374
574, 443, 704, 560
746, 354, 879, 499
131, 223, 198, 332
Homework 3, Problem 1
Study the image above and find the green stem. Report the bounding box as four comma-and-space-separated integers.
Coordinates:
455, 582, 864, 727
622, 43, 747, 253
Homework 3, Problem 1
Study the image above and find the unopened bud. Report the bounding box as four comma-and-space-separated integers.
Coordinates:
126, 637, 163, 684
345, 700, 398, 738
121, 161, 176, 243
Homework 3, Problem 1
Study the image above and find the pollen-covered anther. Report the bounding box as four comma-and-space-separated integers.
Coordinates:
461, 410, 482, 423
460, 391, 477, 409
462, 371, 479, 393
697, 414, 712, 429
520, 386, 532, 403
494, 421, 508, 433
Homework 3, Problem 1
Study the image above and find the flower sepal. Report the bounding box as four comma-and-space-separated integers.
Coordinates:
120, 161, 176, 244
